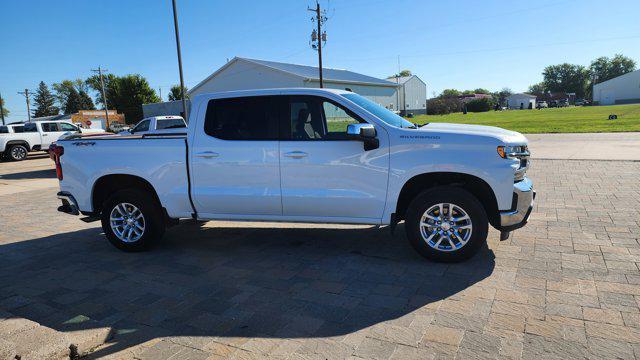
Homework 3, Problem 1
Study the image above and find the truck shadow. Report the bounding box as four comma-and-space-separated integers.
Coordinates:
0, 168, 55, 180
0, 222, 495, 358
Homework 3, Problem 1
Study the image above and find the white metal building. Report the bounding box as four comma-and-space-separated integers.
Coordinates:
144, 57, 427, 118
507, 93, 537, 109
387, 75, 428, 115
593, 69, 640, 105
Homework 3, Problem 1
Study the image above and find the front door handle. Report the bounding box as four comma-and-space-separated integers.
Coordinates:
195, 151, 219, 159
284, 151, 308, 159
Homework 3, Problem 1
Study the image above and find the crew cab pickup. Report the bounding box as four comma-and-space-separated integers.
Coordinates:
1, 120, 103, 161
120, 115, 186, 135
53, 88, 534, 262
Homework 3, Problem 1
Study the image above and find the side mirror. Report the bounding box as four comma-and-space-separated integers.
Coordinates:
347, 123, 376, 138
347, 123, 379, 151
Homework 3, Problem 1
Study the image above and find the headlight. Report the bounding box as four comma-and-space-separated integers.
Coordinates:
498, 145, 530, 181
497, 145, 528, 159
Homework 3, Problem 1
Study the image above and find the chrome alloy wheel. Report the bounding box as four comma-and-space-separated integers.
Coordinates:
109, 203, 145, 243
11, 146, 27, 160
419, 203, 473, 252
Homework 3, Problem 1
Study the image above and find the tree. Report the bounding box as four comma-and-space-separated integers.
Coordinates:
589, 54, 636, 84
52, 80, 77, 110
63, 88, 82, 114
528, 83, 546, 95
88, 74, 160, 123
168, 85, 189, 101
32, 81, 59, 117
390, 69, 412, 78
493, 88, 512, 106
86, 73, 118, 109
466, 97, 495, 112
78, 90, 96, 110
542, 63, 589, 98
473, 88, 491, 94
439, 89, 461, 98
0, 97, 9, 119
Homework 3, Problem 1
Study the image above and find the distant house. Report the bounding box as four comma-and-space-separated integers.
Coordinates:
144, 57, 427, 118
593, 69, 640, 105
507, 93, 537, 109
386, 75, 428, 115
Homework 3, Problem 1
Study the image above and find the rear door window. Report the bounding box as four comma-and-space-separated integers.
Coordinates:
204, 96, 280, 140
23, 123, 38, 132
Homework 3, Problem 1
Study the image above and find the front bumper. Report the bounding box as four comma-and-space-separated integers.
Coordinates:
498, 177, 535, 232
57, 191, 79, 216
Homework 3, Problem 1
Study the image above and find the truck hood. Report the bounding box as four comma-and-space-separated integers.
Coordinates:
419, 122, 527, 144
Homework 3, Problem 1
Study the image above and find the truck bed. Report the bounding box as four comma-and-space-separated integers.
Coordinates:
57, 134, 193, 218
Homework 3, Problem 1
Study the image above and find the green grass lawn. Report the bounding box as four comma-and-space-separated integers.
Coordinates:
410, 104, 640, 133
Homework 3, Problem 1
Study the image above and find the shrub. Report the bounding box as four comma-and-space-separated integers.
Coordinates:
465, 98, 495, 112
427, 98, 462, 115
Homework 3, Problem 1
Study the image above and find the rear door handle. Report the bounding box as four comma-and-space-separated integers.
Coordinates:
284, 151, 308, 159
195, 151, 219, 159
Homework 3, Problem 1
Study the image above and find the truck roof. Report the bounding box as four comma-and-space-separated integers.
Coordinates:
192, 88, 352, 102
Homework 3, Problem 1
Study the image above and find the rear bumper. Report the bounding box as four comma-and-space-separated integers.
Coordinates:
497, 177, 535, 232
57, 191, 79, 216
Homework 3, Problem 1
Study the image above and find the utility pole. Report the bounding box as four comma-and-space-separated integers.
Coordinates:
91, 67, 110, 126
171, 0, 189, 121
0, 93, 5, 125
308, 1, 327, 88
159, 87, 163, 101
18, 89, 32, 122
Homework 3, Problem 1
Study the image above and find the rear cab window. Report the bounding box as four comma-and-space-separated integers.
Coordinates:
156, 118, 186, 130
0, 126, 7, 134
204, 96, 280, 140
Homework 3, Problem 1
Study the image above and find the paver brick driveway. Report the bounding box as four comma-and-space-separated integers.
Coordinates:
1, 159, 639, 359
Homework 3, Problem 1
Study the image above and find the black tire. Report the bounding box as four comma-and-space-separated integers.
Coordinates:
7, 144, 28, 161
405, 186, 488, 262
100, 189, 165, 252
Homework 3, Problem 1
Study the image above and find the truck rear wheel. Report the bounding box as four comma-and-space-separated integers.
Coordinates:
7, 144, 28, 161
101, 189, 165, 251
405, 186, 488, 262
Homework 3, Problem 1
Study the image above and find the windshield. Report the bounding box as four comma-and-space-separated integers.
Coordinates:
342, 93, 416, 129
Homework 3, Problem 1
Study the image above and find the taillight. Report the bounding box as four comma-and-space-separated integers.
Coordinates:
50, 145, 64, 180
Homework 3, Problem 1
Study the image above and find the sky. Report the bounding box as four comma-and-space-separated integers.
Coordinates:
1, 0, 639, 123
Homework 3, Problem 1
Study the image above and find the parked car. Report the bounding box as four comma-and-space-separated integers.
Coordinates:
536, 101, 548, 109
0, 123, 26, 134
548, 100, 558, 108
120, 116, 186, 135
52, 88, 534, 262
557, 99, 569, 107
108, 121, 130, 133
0, 120, 103, 161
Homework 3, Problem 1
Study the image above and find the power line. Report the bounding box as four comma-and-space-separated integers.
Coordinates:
17, 89, 32, 122
91, 66, 110, 126
308, 1, 328, 88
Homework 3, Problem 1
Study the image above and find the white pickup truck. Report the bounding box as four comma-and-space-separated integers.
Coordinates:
0, 120, 103, 161
52, 88, 534, 262
120, 115, 187, 135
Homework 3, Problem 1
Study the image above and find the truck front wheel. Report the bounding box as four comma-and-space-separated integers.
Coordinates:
100, 189, 165, 251
405, 186, 488, 262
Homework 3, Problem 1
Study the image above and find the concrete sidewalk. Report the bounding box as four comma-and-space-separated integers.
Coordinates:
527, 132, 640, 161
